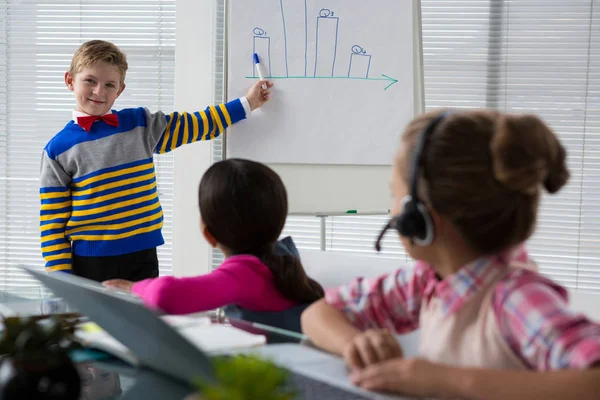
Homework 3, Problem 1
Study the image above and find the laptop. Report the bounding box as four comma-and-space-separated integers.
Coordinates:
24, 267, 407, 400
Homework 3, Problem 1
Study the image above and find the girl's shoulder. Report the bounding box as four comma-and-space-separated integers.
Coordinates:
493, 266, 569, 308
219, 255, 272, 276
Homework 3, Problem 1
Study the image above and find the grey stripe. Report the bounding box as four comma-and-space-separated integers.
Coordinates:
40, 152, 71, 188
57, 125, 157, 180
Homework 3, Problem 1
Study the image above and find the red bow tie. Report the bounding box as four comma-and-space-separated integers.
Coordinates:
77, 113, 119, 132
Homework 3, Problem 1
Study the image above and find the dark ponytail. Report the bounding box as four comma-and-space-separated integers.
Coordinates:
260, 253, 324, 303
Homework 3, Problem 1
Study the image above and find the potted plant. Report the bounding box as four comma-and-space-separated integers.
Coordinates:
0, 316, 81, 400
191, 354, 297, 400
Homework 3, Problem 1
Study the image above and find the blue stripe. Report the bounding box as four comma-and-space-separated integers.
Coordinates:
43, 248, 72, 257
46, 258, 72, 268
72, 214, 163, 237
165, 113, 177, 150
71, 187, 157, 212
41, 217, 69, 226
225, 98, 246, 124
41, 207, 71, 216
216, 106, 227, 131
206, 109, 215, 139
175, 113, 185, 148
186, 112, 194, 144
72, 157, 153, 184
42, 237, 69, 247
69, 197, 160, 222
73, 230, 164, 257
72, 166, 155, 192
41, 196, 71, 205
41, 228, 66, 238
40, 186, 70, 194
68, 207, 162, 228
72, 177, 156, 201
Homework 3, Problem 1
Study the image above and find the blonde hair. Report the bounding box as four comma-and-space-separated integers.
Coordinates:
69, 40, 128, 83
400, 109, 569, 255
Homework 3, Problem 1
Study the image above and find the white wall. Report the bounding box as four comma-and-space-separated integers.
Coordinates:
171, 0, 215, 277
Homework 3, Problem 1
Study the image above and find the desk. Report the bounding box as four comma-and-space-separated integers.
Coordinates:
0, 292, 308, 400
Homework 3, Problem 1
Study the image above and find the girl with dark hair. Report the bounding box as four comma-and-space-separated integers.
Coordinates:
103, 159, 323, 317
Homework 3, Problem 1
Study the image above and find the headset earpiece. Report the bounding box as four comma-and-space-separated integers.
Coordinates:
375, 112, 452, 252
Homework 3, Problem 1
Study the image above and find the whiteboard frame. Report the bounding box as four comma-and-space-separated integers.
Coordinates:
223, 0, 424, 215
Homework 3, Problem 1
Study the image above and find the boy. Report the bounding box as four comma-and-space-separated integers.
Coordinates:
39, 40, 273, 282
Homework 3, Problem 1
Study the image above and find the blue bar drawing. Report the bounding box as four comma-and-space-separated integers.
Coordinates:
279, 0, 308, 77
252, 35, 271, 78
348, 46, 371, 78
314, 11, 339, 77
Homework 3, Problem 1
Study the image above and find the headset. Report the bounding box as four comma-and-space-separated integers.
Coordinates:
375, 112, 451, 252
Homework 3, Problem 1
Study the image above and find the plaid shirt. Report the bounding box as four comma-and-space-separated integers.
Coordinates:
325, 246, 600, 370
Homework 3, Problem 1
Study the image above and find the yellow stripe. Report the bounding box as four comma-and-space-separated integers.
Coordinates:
73, 171, 155, 198
74, 163, 153, 188
46, 264, 72, 272
199, 111, 209, 141
42, 242, 71, 253
72, 181, 156, 207
45, 253, 71, 262
209, 106, 223, 139
71, 192, 158, 218
69, 221, 163, 241
219, 103, 232, 126
169, 114, 182, 151
67, 202, 161, 227
191, 112, 200, 142
40, 190, 70, 200
40, 212, 71, 222
42, 233, 65, 243
41, 200, 71, 211
160, 118, 174, 153
66, 210, 164, 235
181, 112, 189, 145
40, 222, 66, 232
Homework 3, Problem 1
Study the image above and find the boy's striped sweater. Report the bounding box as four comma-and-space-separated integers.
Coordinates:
40, 99, 248, 272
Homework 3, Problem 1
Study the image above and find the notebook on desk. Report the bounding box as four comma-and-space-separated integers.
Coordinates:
23, 267, 408, 400
76, 315, 265, 366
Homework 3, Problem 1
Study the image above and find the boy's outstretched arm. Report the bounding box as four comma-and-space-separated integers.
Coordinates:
150, 80, 273, 154
39, 152, 73, 272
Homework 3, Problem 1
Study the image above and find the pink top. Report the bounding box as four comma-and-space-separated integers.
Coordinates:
132, 255, 299, 315
326, 245, 600, 370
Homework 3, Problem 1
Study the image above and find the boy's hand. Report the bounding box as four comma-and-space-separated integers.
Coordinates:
102, 279, 134, 292
246, 80, 274, 111
342, 329, 403, 370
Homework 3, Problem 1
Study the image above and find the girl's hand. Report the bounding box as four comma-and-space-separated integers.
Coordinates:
342, 329, 403, 370
350, 357, 447, 398
102, 279, 134, 292
246, 80, 274, 110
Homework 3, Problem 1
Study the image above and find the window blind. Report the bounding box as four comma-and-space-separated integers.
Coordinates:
0, 0, 176, 298
492, 0, 600, 292
212, 1, 600, 294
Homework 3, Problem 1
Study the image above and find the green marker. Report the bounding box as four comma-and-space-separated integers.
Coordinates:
346, 210, 358, 214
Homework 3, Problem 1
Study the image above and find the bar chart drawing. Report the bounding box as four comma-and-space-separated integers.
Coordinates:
279, 0, 308, 77
252, 27, 272, 78
229, 0, 416, 168
313, 9, 339, 77
245, 3, 398, 90
348, 45, 371, 78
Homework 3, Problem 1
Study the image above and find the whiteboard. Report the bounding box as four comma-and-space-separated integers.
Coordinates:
225, 0, 424, 212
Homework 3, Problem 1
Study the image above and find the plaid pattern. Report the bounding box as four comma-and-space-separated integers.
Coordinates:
325, 246, 600, 370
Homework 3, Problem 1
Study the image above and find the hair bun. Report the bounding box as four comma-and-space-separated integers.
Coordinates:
490, 114, 569, 195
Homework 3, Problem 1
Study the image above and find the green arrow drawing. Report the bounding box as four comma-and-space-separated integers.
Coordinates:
245, 74, 399, 90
